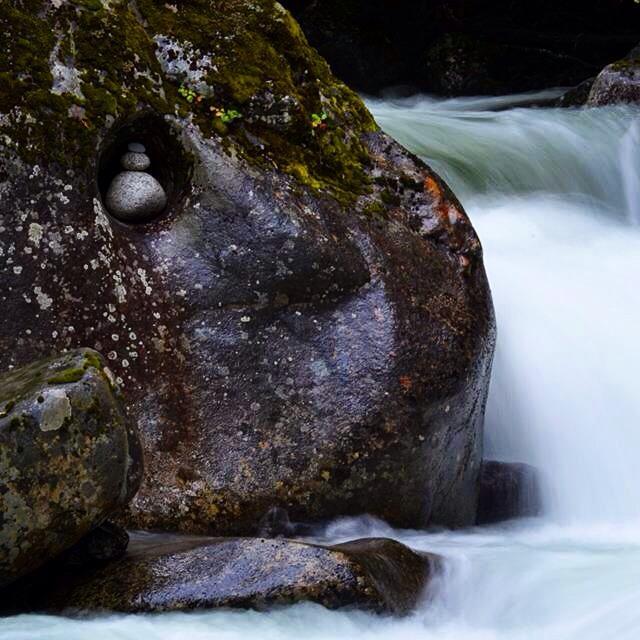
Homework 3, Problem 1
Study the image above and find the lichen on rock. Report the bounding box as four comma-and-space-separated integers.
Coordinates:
0, 0, 375, 201
0, 0, 495, 537
588, 55, 640, 106
0, 349, 142, 588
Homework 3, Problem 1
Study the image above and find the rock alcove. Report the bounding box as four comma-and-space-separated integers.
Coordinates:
97, 115, 190, 225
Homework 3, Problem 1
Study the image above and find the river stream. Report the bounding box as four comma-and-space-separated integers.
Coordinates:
4, 91, 640, 640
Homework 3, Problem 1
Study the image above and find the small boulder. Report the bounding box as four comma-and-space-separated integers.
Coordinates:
588, 57, 640, 106
3, 534, 439, 616
476, 461, 541, 525
0, 350, 142, 588
556, 78, 595, 107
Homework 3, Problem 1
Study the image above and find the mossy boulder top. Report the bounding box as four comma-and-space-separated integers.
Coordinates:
0, 0, 374, 198
0, 0, 495, 534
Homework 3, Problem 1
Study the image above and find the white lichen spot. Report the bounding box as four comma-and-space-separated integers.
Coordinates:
93, 198, 113, 239
28, 223, 43, 247
49, 33, 85, 100
33, 286, 53, 310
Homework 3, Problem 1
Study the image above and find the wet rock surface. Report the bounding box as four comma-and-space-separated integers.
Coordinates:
0, 350, 142, 588
588, 57, 640, 106
0, 533, 439, 615
476, 461, 541, 525
0, 1, 495, 535
556, 78, 596, 108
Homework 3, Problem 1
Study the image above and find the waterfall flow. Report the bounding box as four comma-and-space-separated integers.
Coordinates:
4, 92, 640, 639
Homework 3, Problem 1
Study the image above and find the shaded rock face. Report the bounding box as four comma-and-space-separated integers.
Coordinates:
556, 78, 596, 108
0, 1, 495, 534
476, 461, 541, 525
64, 522, 130, 567
284, 0, 639, 95
1, 533, 438, 615
588, 58, 640, 106
0, 350, 141, 588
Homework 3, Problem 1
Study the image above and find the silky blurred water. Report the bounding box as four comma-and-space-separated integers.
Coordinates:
4, 92, 640, 639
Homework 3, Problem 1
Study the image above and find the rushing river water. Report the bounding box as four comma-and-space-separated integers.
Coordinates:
4, 92, 640, 639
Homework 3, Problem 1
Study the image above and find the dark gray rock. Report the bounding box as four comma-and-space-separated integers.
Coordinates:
587, 58, 640, 106
0, 1, 495, 535
64, 522, 130, 566
556, 78, 595, 107
0, 350, 142, 588
476, 461, 542, 525
1, 533, 440, 616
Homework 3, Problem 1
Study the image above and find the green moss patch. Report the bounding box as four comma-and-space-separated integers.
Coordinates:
0, 0, 378, 203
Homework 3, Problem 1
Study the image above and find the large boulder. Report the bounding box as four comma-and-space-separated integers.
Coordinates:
0, 350, 141, 587
284, 0, 638, 95
0, 0, 495, 534
1, 534, 439, 615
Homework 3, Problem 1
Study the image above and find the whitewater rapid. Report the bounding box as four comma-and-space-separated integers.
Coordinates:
4, 92, 640, 639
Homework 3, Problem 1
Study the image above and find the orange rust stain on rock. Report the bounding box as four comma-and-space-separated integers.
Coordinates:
399, 375, 413, 392
423, 176, 443, 201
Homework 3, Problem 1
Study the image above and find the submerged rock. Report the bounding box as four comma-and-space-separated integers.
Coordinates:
476, 461, 542, 525
0, 1, 495, 534
0, 350, 142, 588
1, 533, 439, 615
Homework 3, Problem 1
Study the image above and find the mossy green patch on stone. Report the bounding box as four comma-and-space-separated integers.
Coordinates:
0, 0, 377, 204
47, 368, 85, 385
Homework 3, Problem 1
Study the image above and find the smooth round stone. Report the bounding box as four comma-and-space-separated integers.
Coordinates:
105, 172, 167, 222
128, 142, 146, 153
120, 151, 151, 171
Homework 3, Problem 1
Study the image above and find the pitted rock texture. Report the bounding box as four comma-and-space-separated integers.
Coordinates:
1, 533, 438, 615
0, 0, 495, 534
0, 349, 142, 588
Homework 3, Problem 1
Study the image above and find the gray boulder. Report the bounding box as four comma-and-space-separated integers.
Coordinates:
0, 350, 142, 587
1, 534, 440, 616
0, 0, 495, 535
587, 57, 640, 105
